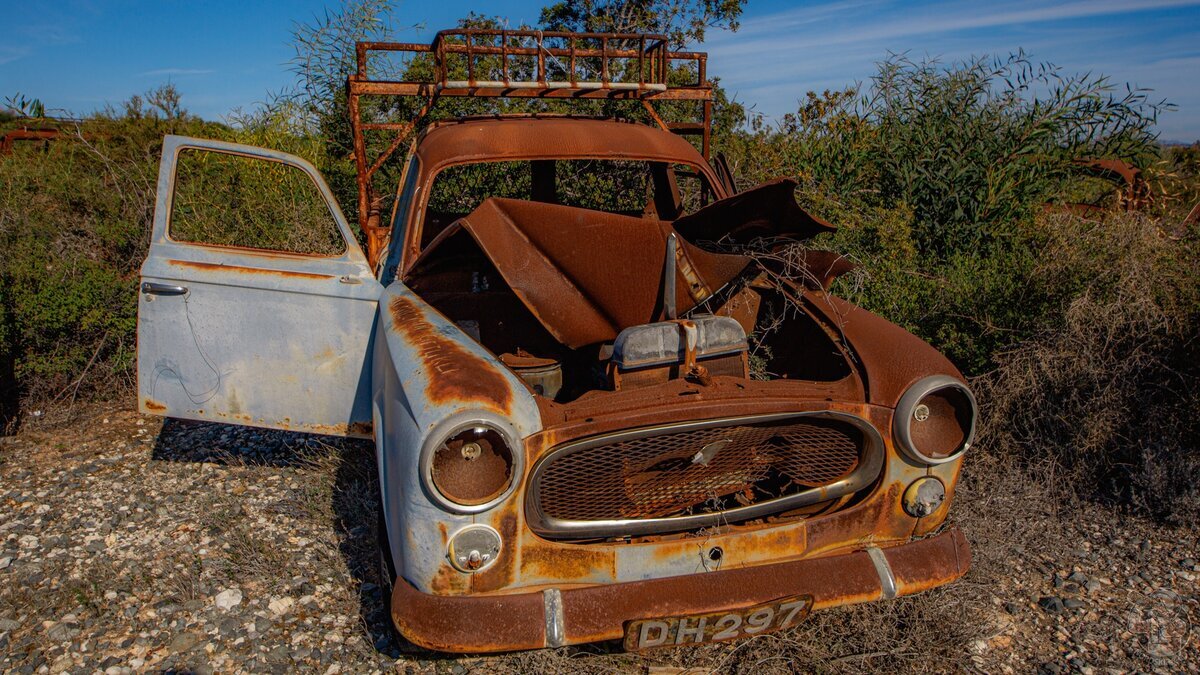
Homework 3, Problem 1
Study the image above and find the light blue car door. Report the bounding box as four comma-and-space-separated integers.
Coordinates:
137, 135, 382, 438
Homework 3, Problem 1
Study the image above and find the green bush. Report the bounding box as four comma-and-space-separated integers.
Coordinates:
716, 53, 1169, 372
0, 92, 243, 423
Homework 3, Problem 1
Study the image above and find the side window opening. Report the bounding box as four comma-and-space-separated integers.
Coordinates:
169, 148, 345, 256
672, 163, 714, 214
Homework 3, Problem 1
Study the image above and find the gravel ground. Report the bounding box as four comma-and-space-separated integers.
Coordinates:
1, 402, 1197, 673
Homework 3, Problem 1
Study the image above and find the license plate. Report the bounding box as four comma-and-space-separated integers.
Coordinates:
623, 594, 813, 650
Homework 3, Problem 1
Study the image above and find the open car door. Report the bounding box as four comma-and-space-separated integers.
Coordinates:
137, 136, 381, 438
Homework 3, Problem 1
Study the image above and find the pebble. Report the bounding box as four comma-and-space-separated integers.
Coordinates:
169, 631, 202, 653
1038, 596, 1065, 613
268, 596, 295, 616
46, 622, 80, 642
4, 406, 1196, 672
215, 588, 243, 611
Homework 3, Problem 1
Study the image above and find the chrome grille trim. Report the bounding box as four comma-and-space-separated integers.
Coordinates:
525, 411, 885, 539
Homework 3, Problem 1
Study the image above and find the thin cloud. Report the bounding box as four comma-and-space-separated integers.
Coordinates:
702, 0, 1200, 138
0, 45, 31, 65
138, 68, 215, 77
709, 0, 1200, 56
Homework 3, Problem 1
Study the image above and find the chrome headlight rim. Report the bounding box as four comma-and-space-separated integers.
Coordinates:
893, 374, 977, 465
419, 412, 522, 514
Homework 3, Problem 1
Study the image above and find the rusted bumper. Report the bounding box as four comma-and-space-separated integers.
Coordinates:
390, 525, 971, 653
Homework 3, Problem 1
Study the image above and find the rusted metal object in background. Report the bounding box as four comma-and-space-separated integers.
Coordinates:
346, 30, 714, 267
1053, 157, 1152, 216
0, 127, 61, 155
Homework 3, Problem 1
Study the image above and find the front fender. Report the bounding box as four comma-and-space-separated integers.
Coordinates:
810, 294, 965, 407
372, 282, 541, 592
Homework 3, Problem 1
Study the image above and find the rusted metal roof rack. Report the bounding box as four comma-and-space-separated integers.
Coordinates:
347, 29, 714, 261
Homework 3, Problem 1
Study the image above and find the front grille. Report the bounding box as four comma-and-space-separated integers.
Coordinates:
528, 414, 871, 536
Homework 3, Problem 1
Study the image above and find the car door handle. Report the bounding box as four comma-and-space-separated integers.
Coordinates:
141, 282, 188, 296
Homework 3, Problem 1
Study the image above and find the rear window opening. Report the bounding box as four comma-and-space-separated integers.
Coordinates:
420, 159, 716, 247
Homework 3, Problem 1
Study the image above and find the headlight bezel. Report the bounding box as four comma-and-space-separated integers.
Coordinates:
893, 375, 977, 465
419, 414, 522, 514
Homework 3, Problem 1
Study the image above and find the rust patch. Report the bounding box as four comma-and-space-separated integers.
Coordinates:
388, 295, 513, 411
204, 411, 371, 438
300, 420, 373, 438
472, 510, 520, 592
428, 561, 469, 595
142, 398, 167, 413
389, 526, 969, 652
520, 543, 617, 582
167, 259, 334, 280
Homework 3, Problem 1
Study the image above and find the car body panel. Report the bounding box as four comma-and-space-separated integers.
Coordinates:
137, 136, 380, 437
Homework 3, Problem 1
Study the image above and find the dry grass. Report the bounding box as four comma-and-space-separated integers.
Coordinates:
976, 211, 1199, 522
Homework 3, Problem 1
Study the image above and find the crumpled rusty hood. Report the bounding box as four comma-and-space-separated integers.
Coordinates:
673, 177, 836, 245
412, 198, 751, 348
409, 180, 847, 349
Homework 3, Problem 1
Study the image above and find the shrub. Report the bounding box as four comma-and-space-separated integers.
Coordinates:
976, 211, 1199, 522
0, 92, 222, 423
717, 52, 1170, 372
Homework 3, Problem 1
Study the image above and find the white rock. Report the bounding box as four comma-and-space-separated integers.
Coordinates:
268, 597, 295, 616
17, 535, 38, 549
214, 588, 243, 610
104, 591, 118, 601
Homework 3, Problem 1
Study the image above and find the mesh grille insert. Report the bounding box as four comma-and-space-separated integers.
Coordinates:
533, 417, 863, 522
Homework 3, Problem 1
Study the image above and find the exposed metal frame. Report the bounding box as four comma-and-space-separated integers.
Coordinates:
347, 29, 715, 267
525, 411, 885, 539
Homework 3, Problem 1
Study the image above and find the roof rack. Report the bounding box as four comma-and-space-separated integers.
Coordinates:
347, 29, 714, 264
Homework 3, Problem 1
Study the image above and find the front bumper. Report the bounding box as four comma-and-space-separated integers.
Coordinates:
390, 525, 971, 653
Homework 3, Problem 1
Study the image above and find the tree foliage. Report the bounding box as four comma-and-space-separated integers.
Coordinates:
540, 0, 745, 47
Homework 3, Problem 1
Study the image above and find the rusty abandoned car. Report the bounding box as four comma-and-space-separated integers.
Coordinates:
137, 30, 976, 652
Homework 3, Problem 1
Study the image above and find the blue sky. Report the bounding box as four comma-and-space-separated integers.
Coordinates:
2, 0, 1198, 141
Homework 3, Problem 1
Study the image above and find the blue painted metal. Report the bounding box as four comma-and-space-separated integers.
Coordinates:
138, 136, 382, 437
372, 282, 541, 592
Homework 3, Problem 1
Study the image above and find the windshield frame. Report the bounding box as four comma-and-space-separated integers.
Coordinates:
397, 154, 726, 278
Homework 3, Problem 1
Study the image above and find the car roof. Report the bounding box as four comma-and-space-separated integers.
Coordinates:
412, 117, 708, 173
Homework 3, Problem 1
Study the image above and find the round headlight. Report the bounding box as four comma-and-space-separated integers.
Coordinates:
424, 421, 517, 511
894, 375, 977, 465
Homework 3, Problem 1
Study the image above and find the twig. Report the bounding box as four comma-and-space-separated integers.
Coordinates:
52, 330, 108, 411
830, 649, 916, 663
